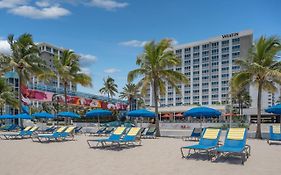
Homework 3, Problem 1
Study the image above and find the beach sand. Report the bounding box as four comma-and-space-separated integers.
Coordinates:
0, 134, 280, 175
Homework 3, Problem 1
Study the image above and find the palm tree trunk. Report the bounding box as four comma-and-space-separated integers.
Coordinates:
18, 71, 23, 127
64, 81, 68, 125
128, 97, 132, 111
256, 83, 263, 139
153, 80, 161, 137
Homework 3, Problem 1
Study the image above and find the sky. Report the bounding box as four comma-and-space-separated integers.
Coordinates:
0, 0, 281, 97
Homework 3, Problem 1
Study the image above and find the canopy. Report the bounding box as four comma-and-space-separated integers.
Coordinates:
265, 104, 281, 114
15, 113, 32, 120
0, 114, 14, 119
57, 112, 80, 118
32, 112, 54, 119
86, 109, 112, 118
183, 107, 221, 118
127, 109, 156, 118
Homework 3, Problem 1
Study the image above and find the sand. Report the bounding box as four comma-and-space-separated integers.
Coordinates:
0, 134, 280, 175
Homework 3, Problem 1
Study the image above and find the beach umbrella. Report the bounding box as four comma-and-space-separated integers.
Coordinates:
127, 109, 156, 118
0, 114, 14, 119
265, 104, 281, 125
57, 111, 80, 118
183, 107, 221, 128
86, 109, 112, 128
127, 109, 156, 127
32, 112, 54, 119
15, 113, 33, 120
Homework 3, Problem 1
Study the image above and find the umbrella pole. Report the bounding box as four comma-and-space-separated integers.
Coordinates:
98, 116, 100, 129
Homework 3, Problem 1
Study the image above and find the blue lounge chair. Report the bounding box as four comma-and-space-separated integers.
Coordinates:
116, 127, 142, 146
0, 126, 33, 139
89, 127, 106, 136
180, 128, 221, 159
182, 128, 203, 141
87, 127, 126, 148
267, 125, 281, 145
0, 124, 18, 131
32, 126, 68, 142
142, 127, 156, 139
211, 128, 250, 165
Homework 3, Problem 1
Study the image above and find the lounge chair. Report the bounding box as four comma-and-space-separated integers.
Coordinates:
87, 127, 126, 148
0, 124, 18, 131
211, 128, 250, 165
267, 125, 281, 145
117, 127, 142, 146
32, 126, 68, 142
89, 127, 106, 136
103, 127, 114, 135
0, 126, 33, 139
182, 128, 203, 141
180, 128, 221, 159
142, 127, 156, 139
58, 126, 76, 140
74, 126, 83, 134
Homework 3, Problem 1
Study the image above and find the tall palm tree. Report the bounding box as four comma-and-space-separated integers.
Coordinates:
99, 76, 118, 99
0, 77, 18, 115
128, 39, 189, 136
230, 83, 251, 115
53, 50, 92, 111
0, 33, 48, 119
119, 83, 142, 110
231, 36, 281, 139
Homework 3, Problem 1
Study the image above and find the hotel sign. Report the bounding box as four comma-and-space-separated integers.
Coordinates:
222, 32, 239, 38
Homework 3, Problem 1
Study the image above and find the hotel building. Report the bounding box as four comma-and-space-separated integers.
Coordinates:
145, 30, 253, 107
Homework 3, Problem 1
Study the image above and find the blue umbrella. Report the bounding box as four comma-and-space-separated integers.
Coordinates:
265, 104, 281, 125
86, 109, 112, 128
0, 114, 14, 119
32, 112, 54, 119
184, 107, 221, 128
57, 111, 80, 118
127, 109, 156, 118
15, 113, 33, 120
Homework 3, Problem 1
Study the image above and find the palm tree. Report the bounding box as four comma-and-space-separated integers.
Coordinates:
0, 77, 18, 115
99, 76, 118, 99
128, 39, 189, 136
0, 34, 49, 120
119, 83, 142, 110
231, 36, 281, 139
54, 50, 92, 111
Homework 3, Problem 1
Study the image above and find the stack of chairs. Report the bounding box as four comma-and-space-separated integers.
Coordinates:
141, 127, 156, 139
267, 125, 281, 145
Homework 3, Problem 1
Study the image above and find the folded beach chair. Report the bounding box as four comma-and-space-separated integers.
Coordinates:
211, 128, 250, 165
180, 128, 221, 159
0, 126, 33, 139
32, 126, 68, 142
182, 128, 203, 141
74, 126, 83, 134
142, 127, 156, 139
87, 127, 126, 148
267, 125, 281, 145
89, 127, 106, 136
117, 127, 142, 146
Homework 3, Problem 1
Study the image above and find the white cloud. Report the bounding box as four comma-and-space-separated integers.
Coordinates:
88, 0, 128, 10
0, 0, 27, 8
0, 38, 11, 55
104, 68, 120, 74
9, 5, 70, 19
35, 1, 50, 8
79, 53, 97, 66
119, 40, 148, 47
80, 67, 91, 75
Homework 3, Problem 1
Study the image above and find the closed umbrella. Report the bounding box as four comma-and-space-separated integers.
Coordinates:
86, 109, 112, 128
183, 107, 221, 128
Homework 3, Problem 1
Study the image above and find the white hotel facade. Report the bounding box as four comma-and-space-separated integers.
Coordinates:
145, 30, 281, 115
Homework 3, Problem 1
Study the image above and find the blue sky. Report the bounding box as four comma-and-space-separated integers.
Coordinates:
0, 0, 280, 97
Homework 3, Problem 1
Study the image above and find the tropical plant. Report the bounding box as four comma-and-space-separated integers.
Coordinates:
54, 50, 92, 111
128, 39, 189, 136
0, 77, 18, 115
99, 76, 118, 98
231, 36, 281, 139
0, 33, 50, 123
119, 83, 142, 110
230, 83, 252, 115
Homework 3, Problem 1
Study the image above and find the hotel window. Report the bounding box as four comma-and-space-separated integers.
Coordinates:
202, 76, 209, 80
232, 38, 240, 44
222, 67, 229, 71
202, 82, 209, 86
212, 94, 219, 98
168, 92, 173, 95
212, 62, 219, 66
202, 51, 209, 57
221, 40, 229, 47
175, 49, 182, 54
193, 46, 200, 52
46, 46, 51, 52
232, 45, 240, 51
193, 77, 199, 81
222, 87, 229, 91
185, 60, 191, 64
211, 42, 219, 49
202, 44, 209, 50
222, 60, 229, 65
184, 72, 190, 76
202, 63, 209, 67
212, 82, 219, 85
193, 96, 199, 100
212, 69, 219, 73
232, 65, 240, 70
212, 75, 219, 79
193, 59, 200, 64
193, 53, 200, 58
222, 54, 229, 60
193, 71, 199, 75
232, 52, 240, 58
193, 90, 199, 93
185, 90, 190, 94
202, 70, 209, 74
202, 102, 209, 105
202, 57, 209, 62
222, 94, 228, 98
212, 88, 219, 92
184, 54, 191, 59
222, 81, 228, 85
193, 84, 199, 87
212, 55, 219, 61
176, 67, 182, 71
184, 66, 190, 70
185, 48, 191, 53
222, 74, 229, 78
184, 96, 190, 100
212, 49, 219, 55
202, 95, 209, 99
202, 89, 209, 93
222, 47, 229, 53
